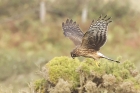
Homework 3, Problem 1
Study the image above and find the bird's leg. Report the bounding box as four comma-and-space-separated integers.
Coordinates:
92, 58, 100, 67
95, 61, 100, 67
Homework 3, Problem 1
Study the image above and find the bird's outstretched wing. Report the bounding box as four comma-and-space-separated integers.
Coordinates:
62, 19, 84, 46
81, 15, 112, 51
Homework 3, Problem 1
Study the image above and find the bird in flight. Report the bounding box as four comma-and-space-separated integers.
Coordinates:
62, 15, 120, 63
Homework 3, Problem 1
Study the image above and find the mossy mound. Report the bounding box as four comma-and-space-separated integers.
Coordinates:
34, 56, 140, 93
46, 56, 80, 87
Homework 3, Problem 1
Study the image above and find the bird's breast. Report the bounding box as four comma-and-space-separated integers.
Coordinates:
77, 48, 99, 59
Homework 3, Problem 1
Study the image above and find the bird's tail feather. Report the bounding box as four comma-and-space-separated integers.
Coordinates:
97, 52, 120, 63
103, 56, 120, 63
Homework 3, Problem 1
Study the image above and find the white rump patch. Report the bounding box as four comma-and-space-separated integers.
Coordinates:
97, 52, 105, 57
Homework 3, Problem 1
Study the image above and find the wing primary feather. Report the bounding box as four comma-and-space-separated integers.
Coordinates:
105, 17, 111, 21
66, 19, 69, 23
62, 22, 64, 26
81, 15, 112, 50
70, 19, 73, 23
73, 21, 76, 25
102, 15, 107, 20
99, 14, 102, 19
103, 15, 107, 19
62, 19, 84, 46
107, 20, 112, 24
97, 15, 102, 21
97, 31, 103, 47
97, 31, 106, 48
95, 31, 100, 45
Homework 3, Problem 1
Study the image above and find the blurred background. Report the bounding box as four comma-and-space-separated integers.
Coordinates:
0, 0, 140, 92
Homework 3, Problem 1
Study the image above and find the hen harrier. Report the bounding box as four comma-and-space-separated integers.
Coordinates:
62, 15, 120, 63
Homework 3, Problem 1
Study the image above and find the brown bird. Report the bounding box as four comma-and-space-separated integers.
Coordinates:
62, 15, 120, 63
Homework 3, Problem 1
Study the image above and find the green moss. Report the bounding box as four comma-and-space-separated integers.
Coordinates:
46, 56, 80, 87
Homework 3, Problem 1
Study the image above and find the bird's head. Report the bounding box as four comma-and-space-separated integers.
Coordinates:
71, 52, 78, 59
